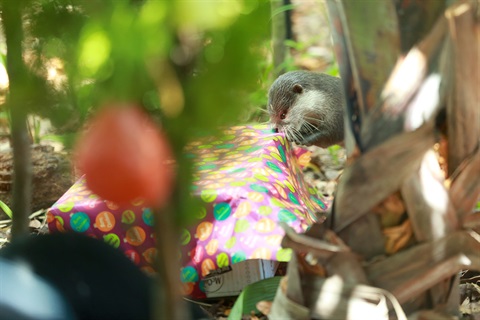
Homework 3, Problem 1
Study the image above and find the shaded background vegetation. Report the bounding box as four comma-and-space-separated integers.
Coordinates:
0, 0, 276, 226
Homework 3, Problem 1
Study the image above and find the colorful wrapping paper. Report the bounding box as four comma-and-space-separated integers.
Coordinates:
46, 178, 157, 275
47, 124, 328, 299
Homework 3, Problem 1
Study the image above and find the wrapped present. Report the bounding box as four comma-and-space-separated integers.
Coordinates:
48, 124, 328, 299
46, 179, 157, 275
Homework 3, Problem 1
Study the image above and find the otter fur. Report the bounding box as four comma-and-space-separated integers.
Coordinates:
267, 70, 345, 148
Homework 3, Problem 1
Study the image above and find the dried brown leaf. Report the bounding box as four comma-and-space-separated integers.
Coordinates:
255, 301, 272, 316
383, 219, 413, 254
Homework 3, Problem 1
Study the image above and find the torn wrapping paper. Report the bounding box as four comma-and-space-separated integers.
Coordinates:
47, 124, 328, 299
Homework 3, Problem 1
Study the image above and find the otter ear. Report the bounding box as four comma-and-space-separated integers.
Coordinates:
292, 84, 303, 94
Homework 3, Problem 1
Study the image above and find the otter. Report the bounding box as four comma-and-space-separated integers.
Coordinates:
267, 70, 345, 148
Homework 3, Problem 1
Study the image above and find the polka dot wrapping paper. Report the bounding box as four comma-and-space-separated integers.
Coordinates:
47, 124, 328, 299
46, 180, 158, 276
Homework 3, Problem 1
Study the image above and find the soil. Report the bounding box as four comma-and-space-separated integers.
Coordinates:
0, 144, 73, 220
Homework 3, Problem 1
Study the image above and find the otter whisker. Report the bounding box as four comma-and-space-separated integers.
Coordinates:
309, 122, 320, 133
299, 123, 312, 135
301, 121, 318, 135
257, 107, 270, 115
267, 104, 275, 114
303, 116, 324, 125
284, 129, 294, 141
306, 121, 318, 130
290, 127, 304, 143
287, 131, 294, 142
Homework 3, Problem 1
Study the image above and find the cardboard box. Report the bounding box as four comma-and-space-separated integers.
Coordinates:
202, 259, 279, 298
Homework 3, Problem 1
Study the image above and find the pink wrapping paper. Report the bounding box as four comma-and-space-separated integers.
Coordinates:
47, 124, 328, 299
46, 178, 157, 275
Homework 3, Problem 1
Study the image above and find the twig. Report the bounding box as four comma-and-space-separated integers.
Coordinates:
29, 209, 47, 220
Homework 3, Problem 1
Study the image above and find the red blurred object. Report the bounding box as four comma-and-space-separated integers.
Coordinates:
76, 105, 175, 206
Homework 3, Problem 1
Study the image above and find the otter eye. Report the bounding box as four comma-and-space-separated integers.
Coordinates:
280, 112, 286, 120
292, 84, 303, 94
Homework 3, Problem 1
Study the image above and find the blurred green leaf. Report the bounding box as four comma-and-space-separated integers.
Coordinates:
327, 144, 342, 165
0, 0, 273, 227
174, 0, 244, 30
0, 200, 13, 219
284, 39, 305, 51
325, 63, 340, 77
271, 3, 296, 18
228, 276, 281, 320
77, 25, 111, 77
41, 133, 77, 149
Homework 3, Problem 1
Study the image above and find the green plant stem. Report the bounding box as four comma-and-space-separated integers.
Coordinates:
153, 205, 188, 320
1, 0, 32, 238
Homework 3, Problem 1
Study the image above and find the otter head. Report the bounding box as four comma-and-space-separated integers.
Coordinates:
267, 70, 344, 148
